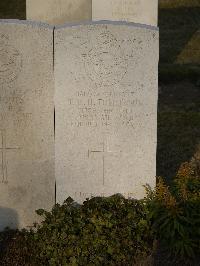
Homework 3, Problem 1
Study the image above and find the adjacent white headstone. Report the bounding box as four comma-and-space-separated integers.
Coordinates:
26, 0, 92, 25
0, 21, 54, 230
55, 23, 159, 204
92, 0, 158, 26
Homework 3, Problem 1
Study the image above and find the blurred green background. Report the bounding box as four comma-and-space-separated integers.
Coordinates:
0, 0, 200, 182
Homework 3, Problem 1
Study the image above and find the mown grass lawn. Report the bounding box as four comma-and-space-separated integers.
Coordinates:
0, 0, 25, 20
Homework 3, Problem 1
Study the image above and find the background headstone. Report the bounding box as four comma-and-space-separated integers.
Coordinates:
55, 23, 159, 204
0, 21, 54, 230
26, 0, 92, 25
92, 0, 158, 26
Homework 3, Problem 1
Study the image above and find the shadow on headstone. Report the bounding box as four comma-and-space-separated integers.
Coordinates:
0, 207, 19, 232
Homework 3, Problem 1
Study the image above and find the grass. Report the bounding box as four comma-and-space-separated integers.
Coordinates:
157, 0, 200, 181
159, 64, 200, 84
158, 78, 200, 182
159, 1, 200, 64
159, 0, 200, 83
159, 0, 200, 9
0, 0, 25, 20
157, 109, 200, 181
159, 6, 200, 64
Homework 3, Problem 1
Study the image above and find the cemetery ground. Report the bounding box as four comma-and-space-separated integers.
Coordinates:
0, 0, 200, 265
157, 0, 200, 181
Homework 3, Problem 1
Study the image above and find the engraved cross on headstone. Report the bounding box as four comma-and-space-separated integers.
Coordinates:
0, 129, 20, 184
88, 142, 122, 186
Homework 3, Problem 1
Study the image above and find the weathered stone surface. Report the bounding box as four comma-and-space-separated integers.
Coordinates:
55, 22, 159, 204
26, 0, 92, 25
92, 0, 158, 26
0, 21, 54, 230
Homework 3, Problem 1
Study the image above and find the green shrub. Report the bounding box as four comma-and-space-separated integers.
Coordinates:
31, 195, 153, 266
0, 229, 35, 266
0, 162, 199, 265
146, 161, 200, 260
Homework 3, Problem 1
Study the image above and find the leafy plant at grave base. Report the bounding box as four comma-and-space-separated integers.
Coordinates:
31, 195, 153, 266
145, 160, 200, 261
0, 160, 199, 265
0, 228, 36, 266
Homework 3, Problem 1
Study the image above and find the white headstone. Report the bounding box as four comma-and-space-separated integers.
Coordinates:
26, 0, 92, 25
92, 0, 158, 26
0, 21, 54, 230
55, 23, 159, 203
